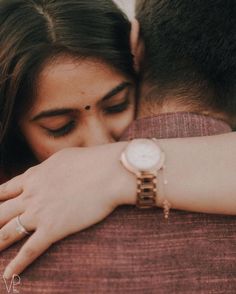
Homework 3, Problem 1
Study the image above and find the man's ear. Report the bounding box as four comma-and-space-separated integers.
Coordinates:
130, 19, 144, 72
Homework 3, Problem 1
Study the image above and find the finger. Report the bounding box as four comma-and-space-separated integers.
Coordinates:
0, 175, 23, 200
0, 215, 31, 251
3, 229, 52, 279
0, 198, 24, 227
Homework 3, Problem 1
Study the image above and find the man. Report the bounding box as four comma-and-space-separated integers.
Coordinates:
0, 0, 236, 293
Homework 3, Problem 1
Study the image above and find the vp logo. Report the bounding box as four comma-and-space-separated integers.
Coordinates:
2, 274, 21, 293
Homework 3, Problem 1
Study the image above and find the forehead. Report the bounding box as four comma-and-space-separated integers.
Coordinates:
33, 56, 128, 111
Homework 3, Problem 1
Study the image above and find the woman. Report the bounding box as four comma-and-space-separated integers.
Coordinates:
0, 0, 137, 177
0, 0, 235, 279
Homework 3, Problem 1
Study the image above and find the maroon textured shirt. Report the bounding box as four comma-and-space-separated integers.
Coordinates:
0, 112, 235, 294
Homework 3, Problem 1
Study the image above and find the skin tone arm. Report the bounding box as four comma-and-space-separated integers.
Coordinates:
0, 132, 235, 278
158, 133, 236, 214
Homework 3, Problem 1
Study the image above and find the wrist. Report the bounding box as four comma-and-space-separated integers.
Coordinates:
119, 138, 165, 209
104, 142, 137, 207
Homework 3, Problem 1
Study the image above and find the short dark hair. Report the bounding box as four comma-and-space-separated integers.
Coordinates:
136, 0, 236, 121
0, 0, 135, 174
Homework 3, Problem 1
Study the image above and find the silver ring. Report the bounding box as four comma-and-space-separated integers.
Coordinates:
15, 216, 30, 235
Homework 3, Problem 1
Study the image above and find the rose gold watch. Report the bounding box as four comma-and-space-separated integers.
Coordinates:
120, 139, 165, 208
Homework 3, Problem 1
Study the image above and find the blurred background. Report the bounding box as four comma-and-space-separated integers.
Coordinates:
113, 0, 135, 19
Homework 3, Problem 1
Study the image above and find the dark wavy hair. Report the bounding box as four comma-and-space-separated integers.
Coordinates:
0, 0, 136, 174
136, 0, 236, 125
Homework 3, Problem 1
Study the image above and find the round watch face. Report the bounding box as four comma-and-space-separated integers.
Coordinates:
125, 139, 164, 171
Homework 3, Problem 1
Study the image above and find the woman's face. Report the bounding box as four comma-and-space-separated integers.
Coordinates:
20, 56, 135, 161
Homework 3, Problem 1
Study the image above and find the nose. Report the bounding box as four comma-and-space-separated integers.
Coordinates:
82, 117, 115, 147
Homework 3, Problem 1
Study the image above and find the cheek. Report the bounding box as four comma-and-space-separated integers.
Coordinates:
108, 107, 135, 138
20, 127, 68, 162
24, 134, 57, 162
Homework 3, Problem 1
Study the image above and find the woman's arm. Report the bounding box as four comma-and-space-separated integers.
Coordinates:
156, 132, 236, 214
89, 131, 236, 215
0, 132, 235, 278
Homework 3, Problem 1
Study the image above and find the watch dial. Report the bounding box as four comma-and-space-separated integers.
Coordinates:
126, 140, 162, 171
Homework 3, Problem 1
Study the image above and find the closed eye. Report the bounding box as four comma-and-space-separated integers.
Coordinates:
104, 96, 131, 115
43, 120, 76, 138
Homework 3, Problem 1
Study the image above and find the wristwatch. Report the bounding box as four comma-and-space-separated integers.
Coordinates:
120, 139, 165, 208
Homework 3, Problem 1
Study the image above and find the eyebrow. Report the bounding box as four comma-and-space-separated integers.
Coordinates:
31, 81, 131, 122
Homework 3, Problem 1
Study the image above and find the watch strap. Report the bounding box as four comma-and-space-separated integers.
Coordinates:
137, 173, 157, 208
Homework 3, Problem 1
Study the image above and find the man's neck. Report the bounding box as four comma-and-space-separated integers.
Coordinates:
138, 87, 230, 124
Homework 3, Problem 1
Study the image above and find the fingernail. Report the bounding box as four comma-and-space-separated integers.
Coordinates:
3, 267, 12, 280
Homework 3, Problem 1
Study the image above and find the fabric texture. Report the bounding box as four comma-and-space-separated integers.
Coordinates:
0, 112, 235, 294
122, 112, 231, 139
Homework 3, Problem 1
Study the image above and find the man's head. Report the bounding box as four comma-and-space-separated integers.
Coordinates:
133, 0, 236, 126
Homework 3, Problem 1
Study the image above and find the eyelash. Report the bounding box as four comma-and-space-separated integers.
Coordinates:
104, 97, 130, 114
46, 120, 76, 138
45, 97, 131, 138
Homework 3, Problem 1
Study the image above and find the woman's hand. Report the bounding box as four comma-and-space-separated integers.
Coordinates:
0, 143, 136, 279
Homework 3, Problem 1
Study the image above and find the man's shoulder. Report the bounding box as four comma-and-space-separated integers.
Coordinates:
121, 112, 232, 140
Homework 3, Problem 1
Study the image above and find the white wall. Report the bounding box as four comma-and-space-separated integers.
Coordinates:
113, 0, 135, 19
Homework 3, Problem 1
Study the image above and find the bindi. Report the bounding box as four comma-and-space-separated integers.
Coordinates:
84, 105, 91, 111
